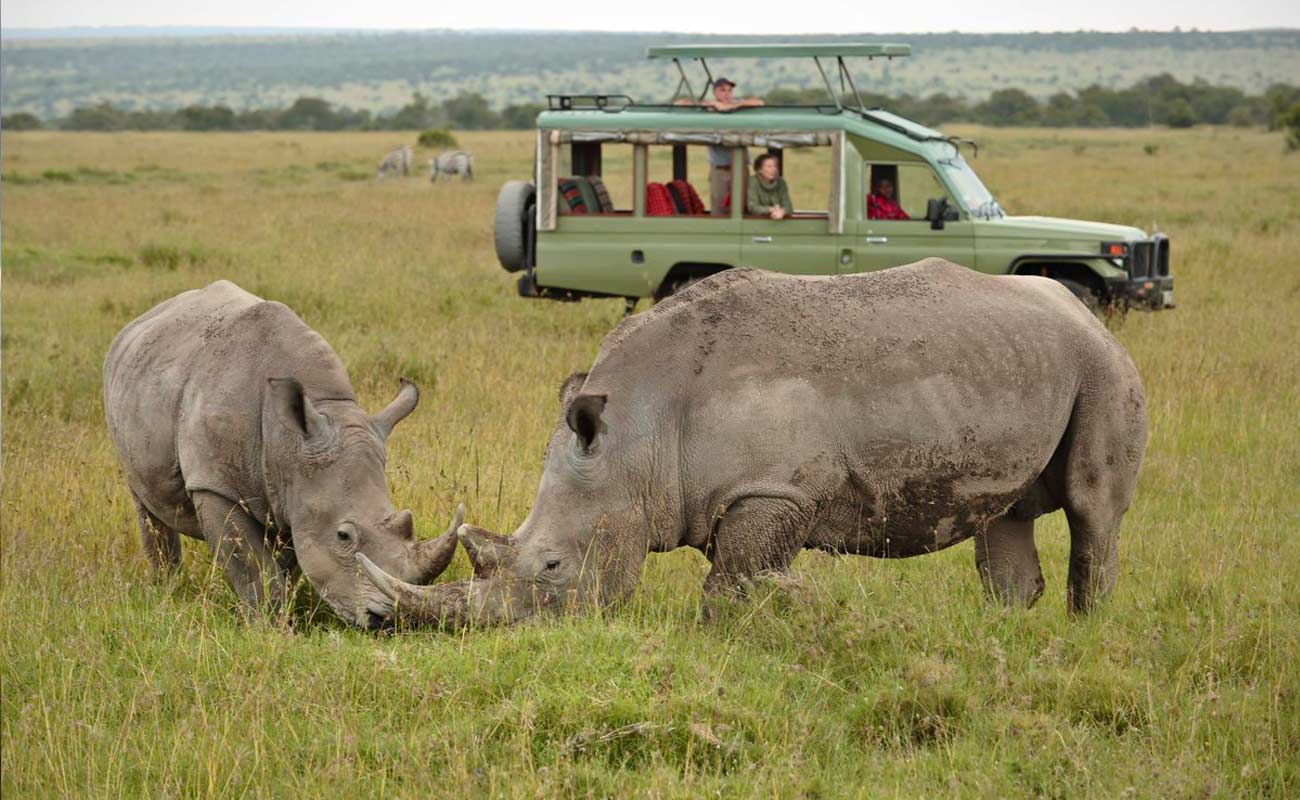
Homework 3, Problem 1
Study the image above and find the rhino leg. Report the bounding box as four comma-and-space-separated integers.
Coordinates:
702, 496, 808, 596
192, 491, 288, 615
133, 490, 182, 574
974, 515, 1045, 608
1064, 511, 1121, 615
1053, 383, 1144, 615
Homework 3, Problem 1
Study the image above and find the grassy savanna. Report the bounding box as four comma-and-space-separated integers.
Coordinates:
2, 126, 1298, 797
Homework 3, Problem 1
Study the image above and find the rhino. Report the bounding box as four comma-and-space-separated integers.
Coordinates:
429, 150, 473, 182
103, 280, 458, 628
360, 260, 1148, 628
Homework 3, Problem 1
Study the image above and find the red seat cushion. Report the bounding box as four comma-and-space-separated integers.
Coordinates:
646, 183, 675, 216
670, 179, 707, 215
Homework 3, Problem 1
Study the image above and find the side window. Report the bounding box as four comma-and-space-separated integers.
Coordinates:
645, 144, 718, 216
742, 145, 832, 218
866, 162, 951, 221
780, 145, 831, 217
599, 144, 634, 211
557, 142, 633, 215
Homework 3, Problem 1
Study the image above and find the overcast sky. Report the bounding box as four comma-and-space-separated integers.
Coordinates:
3, 0, 1298, 34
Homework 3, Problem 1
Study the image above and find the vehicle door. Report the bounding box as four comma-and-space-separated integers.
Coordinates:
843, 161, 976, 273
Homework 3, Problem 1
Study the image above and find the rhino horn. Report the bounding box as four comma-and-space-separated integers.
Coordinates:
458, 524, 516, 579
410, 504, 464, 582
356, 553, 469, 628
372, 378, 419, 440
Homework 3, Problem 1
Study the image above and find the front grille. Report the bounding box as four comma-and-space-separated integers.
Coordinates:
1155, 237, 1170, 277
1130, 242, 1152, 279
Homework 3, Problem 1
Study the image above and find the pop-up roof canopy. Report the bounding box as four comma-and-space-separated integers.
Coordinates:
646, 42, 912, 111
646, 43, 911, 59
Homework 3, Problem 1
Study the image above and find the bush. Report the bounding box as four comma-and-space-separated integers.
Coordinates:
417, 128, 459, 149
501, 103, 544, 130
1284, 101, 1300, 152
1160, 98, 1198, 128
2, 112, 43, 130
1228, 105, 1257, 128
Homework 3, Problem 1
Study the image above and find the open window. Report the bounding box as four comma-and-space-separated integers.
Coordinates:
537, 130, 844, 231
552, 139, 634, 217
745, 143, 834, 220
646, 144, 717, 216
865, 162, 953, 221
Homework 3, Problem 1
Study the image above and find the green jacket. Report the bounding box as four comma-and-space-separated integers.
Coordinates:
746, 174, 793, 216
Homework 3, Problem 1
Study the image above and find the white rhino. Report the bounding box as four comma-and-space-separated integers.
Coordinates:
103, 280, 458, 628
362, 260, 1149, 627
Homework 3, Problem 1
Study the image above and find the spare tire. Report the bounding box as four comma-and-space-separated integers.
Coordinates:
494, 180, 535, 272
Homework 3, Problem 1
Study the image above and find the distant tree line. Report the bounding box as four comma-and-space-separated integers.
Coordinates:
767, 74, 1300, 131
0, 92, 545, 133
4, 76, 1298, 138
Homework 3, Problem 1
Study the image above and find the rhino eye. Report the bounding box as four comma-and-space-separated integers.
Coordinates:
336, 529, 353, 543
544, 559, 560, 571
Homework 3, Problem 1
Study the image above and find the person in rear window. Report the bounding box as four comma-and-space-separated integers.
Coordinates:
747, 153, 792, 220
867, 177, 910, 220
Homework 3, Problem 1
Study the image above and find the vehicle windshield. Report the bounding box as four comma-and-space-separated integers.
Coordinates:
938, 154, 1003, 218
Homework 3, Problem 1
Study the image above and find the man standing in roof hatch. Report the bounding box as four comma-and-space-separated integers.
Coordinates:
701, 77, 764, 215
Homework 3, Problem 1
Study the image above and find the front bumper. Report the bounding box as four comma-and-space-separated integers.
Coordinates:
1108, 234, 1175, 309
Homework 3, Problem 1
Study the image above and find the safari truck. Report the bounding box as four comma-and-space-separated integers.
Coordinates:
492, 43, 1174, 310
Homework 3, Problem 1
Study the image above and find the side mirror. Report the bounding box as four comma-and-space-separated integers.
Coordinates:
926, 198, 947, 230
926, 198, 960, 230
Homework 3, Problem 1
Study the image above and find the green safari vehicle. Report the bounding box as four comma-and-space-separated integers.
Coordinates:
492, 43, 1174, 310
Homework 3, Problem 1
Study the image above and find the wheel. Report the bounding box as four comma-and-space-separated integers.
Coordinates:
493, 180, 535, 272
652, 276, 701, 303
1056, 278, 1103, 314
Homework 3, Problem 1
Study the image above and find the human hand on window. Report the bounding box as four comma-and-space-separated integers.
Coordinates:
770, 206, 787, 220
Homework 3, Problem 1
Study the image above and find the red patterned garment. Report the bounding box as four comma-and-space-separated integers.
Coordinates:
669, 180, 707, 215
646, 183, 676, 216
867, 192, 910, 220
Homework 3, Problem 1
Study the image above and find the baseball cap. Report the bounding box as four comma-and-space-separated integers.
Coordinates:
713, 77, 737, 89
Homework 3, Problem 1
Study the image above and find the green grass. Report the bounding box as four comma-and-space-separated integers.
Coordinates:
2, 127, 1299, 797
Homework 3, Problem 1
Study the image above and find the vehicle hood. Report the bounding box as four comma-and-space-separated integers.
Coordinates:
985, 215, 1148, 242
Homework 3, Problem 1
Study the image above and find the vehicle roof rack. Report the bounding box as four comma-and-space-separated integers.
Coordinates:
547, 94, 636, 111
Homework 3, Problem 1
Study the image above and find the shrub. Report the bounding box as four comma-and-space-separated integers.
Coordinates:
2, 112, 43, 130
1284, 101, 1300, 152
417, 128, 459, 149
1228, 105, 1256, 128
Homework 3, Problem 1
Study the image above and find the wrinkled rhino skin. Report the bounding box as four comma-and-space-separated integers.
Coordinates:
365, 259, 1148, 626
103, 280, 456, 627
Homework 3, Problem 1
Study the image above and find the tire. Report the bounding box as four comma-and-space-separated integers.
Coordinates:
1056, 278, 1103, 314
494, 180, 534, 272
653, 275, 704, 303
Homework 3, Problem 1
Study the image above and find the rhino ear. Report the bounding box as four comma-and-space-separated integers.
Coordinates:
566, 393, 607, 453
266, 378, 331, 443
372, 378, 419, 440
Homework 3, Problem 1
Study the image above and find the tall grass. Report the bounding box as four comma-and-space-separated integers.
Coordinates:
2, 127, 1298, 797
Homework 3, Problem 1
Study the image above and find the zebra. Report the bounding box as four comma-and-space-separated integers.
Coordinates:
377, 145, 413, 179
429, 150, 474, 182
